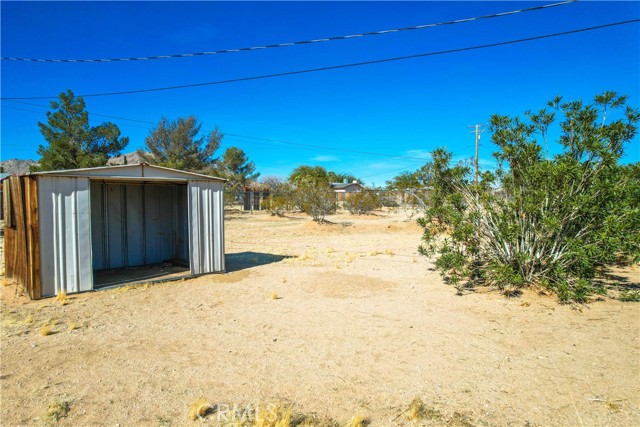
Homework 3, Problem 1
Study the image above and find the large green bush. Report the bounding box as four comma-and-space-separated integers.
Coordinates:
418, 92, 639, 302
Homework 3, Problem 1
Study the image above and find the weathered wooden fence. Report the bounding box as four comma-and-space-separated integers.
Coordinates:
4, 176, 41, 299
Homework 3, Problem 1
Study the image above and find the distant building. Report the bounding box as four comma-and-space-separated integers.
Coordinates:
330, 181, 364, 201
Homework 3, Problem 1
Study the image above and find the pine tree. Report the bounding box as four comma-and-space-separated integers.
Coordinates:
35, 90, 128, 171
138, 116, 221, 172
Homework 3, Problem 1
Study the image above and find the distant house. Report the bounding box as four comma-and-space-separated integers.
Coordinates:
330, 181, 364, 201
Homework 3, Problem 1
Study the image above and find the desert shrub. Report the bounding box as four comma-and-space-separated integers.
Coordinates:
343, 191, 381, 215
293, 183, 336, 222
43, 400, 71, 424
419, 92, 640, 302
261, 194, 294, 216
619, 289, 640, 302
260, 177, 296, 216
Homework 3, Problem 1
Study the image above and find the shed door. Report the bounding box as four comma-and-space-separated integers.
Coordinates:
187, 180, 225, 274
38, 176, 93, 296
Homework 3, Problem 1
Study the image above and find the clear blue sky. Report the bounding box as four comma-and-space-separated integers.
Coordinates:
1, 1, 639, 186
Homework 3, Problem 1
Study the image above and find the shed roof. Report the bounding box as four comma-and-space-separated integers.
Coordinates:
28, 163, 226, 182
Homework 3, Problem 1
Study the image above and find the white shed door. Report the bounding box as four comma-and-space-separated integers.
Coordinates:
38, 176, 93, 296
187, 180, 225, 274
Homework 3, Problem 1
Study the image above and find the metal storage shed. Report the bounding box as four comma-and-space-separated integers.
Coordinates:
3, 163, 226, 299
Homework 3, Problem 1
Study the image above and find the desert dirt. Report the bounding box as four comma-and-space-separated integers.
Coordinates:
1, 209, 639, 427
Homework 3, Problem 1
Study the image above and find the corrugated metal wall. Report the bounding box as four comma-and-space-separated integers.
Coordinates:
188, 180, 225, 274
34, 174, 223, 297
38, 176, 93, 297
90, 182, 189, 271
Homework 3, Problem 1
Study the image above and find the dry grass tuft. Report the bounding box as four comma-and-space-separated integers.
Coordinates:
406, 397, 424, 421
271, 291, 279, 300
606, 401, 622, 412
23, 314, 34, 325
43, 399, 71, 424
1, 277, 11, 287
67, 321, 78, 332
222, 403, 341, 427
344, 253, 358, 264
383, 249, 395, 256
188, 396, 213, 420
368, 250, 382, 256
447, 411, 474, 427
254, 403, 292, 427
404, 397, 441, 422
345, 415, 366, 427
55, 291, 68, 305
296, 413, 340, 427
39, 323, 54, 336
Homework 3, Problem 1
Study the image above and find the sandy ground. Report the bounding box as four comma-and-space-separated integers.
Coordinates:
1, 210, 639, 427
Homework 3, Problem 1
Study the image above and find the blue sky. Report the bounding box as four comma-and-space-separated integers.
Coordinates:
1, 1, 639, 186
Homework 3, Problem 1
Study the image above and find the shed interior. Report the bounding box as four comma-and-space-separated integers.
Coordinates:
90, 181, 190, 287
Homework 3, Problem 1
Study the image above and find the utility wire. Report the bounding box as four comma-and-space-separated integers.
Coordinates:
223, 132, 433, 161
3, 19, 636, 101
7, 99, 436, 161
2, 100, 443, 161
3, 103, 483, 179
0, 1, 577, 63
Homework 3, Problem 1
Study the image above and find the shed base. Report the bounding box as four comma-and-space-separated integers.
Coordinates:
93, 263, 190, 288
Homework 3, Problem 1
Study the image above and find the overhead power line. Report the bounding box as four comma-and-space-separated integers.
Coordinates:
3, 102, 485, 178
3, 19, 637, 101
1, 1, 577, 63
2, 99, 440, 161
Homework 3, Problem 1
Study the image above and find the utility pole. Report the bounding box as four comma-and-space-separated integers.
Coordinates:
468, 124, 486, 282
474, 124, 480, 186
469, 124, 486, 186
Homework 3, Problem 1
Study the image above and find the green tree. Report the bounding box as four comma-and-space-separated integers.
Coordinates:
34, 90, 128, 171
386, 171, 421, 191
215, 146, 260, 193
288, 165, 360, 186
288, 165, 330, 186
327, 171, 361, 184
138, 116, 221, 172
418, 92, 639, 302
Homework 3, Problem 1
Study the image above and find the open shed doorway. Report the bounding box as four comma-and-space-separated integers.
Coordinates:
90, 181, 190, 288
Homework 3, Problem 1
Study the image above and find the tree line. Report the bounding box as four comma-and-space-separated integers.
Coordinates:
30, 90, 639, 302
33, 90, 259, 194
32, 90, 373, 215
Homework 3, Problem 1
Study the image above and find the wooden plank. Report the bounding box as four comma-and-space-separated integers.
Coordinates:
4, 179, 16, 279
6, 177, 28, 296
25, 177, 41, 299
